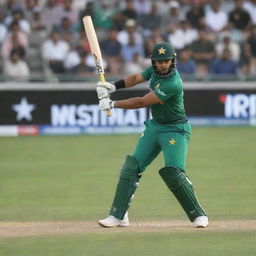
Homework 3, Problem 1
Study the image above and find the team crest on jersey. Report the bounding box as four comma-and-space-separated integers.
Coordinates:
155, 83, 160, 89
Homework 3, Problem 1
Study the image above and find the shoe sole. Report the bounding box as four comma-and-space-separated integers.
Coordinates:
196, 224, 208, 228
97, 221, 130, 228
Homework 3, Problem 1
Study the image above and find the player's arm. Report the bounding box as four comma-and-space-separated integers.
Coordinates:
99, 91, 162, 110
96, 73, 145, 100
118, 73, 146, 89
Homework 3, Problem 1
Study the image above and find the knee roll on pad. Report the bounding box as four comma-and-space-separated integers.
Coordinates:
120, 155, 141, 180
159, 165, 187, 191
159, 166, 206, 222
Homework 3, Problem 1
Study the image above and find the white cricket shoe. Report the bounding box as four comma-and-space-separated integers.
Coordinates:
193, 216, 208, 228
98, 212, 130, 228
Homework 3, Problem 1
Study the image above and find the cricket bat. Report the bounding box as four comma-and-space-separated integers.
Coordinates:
82, 16, 111, 116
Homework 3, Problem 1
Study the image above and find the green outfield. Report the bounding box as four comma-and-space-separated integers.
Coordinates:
0, 127, 255, 256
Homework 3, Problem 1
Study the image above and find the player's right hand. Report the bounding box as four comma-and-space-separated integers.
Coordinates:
99, 98, 116, 110
97, 82, 116, 94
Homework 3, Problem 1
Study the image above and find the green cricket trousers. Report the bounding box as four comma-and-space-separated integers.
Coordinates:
132, 119, 191, 171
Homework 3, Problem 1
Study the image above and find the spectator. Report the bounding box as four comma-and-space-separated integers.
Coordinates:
210, 48, 238, 76
113, 0, 138, 31
121, 0, 137, 20
244, 26, 256, 74
124, 52, 147, 74
0, 11, 7, 44
176, 48, 197, 75
93, 1, 115, 40
4, 9, 31, 34
117, 19, 143, 46
133, 0, 152, 16
72, 0, 87, 11
1, 21, 28, 59
244, 0, 256, 25
143, 37, 154, 58
189, 29, 215, 76
62, 31, 74, 47
59, 0, 79, 27
228, 0, 252, 31
205, 0, 228, 32
151, 27, 168, 44
101, 29, 122, 74
186, 2, 205, 29
161, 1, 184, 33
156, 0, 174, 16
239, 40, 251, 75
79, 1, 94, 18
72, 50, 94, 75
140, 2, 162, 38
41, 0, 63, 31
3, 0, 24, 16
76, 31, 90, 53
29, 9, 47, 32
121, 33, 144, 63
216, 33, 240, 62
168, 20, 198, 51
41, 30, 69, 73
55, 16, 77, 37
79, 1, 94, 31
64, 46, 93, 74
4, 49, 30, 81
24, 0, 40, 24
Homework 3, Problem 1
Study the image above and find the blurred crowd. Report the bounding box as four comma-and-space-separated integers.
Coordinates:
0, 0, 256, 81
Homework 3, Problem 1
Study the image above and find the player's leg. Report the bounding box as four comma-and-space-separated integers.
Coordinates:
98, 121, 161, 227
109, 120, 161, 218
158, 125, 208, 227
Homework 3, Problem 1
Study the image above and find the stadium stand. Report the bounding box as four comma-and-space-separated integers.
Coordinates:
0, 0, 255, 81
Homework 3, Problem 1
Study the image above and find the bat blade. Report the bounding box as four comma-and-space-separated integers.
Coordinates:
82, 16, 104, 76
82, 16, 111, 116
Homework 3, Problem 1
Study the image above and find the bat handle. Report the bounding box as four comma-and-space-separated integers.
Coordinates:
99, 73, 112, 117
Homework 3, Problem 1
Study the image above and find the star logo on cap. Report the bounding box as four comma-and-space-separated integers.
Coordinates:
158, 47, 166, 55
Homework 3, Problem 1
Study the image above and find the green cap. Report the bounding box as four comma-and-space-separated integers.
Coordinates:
151, 42, 176, 61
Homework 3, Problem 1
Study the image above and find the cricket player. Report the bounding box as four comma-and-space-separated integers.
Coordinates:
96, 42, 208, 228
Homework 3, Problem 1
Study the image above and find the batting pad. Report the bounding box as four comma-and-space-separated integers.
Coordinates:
110, 155, 142, 220
159, 166, 206, 222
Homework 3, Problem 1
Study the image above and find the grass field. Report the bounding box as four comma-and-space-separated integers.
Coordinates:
0, 127, 255, 255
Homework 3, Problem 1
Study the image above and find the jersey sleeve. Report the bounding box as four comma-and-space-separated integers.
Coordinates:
153, 81, 180, 102
141, 66, 153, 81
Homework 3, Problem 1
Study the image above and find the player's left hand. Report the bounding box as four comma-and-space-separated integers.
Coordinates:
99, 98, 116, 111
96, 86, 108, 99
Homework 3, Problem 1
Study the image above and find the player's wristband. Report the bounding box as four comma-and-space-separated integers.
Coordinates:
114, 79, 125, 90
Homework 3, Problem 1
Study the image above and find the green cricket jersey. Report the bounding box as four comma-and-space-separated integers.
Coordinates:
141, 66, 187, 124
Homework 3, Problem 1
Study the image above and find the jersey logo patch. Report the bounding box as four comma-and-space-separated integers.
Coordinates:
155, 83, 160, 89
156, 88, 166, 96
169, 138, 176, 145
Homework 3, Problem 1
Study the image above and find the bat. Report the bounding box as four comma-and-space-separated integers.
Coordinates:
82, 15, 111, 116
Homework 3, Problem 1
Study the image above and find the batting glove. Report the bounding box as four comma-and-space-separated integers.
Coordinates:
97, 81, 116, 94
96, 86, 108, 100
99, 98, 116, 111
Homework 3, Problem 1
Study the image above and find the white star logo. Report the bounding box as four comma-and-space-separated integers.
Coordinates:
12, 97, 36, 121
